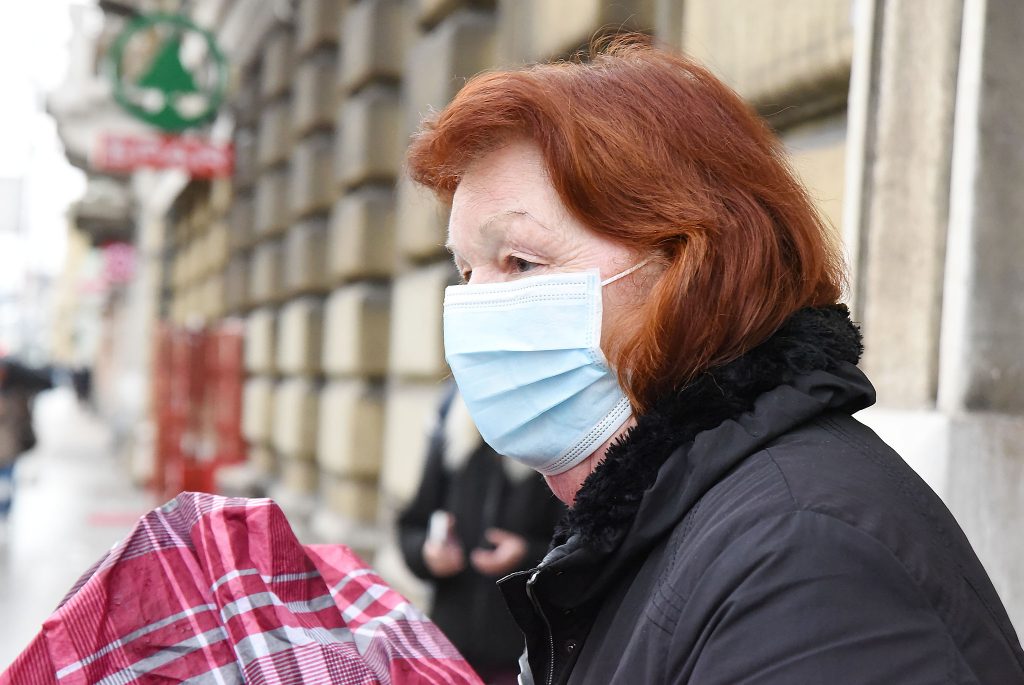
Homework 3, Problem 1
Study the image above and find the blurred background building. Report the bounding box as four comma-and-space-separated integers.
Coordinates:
28, 0, 1024, 632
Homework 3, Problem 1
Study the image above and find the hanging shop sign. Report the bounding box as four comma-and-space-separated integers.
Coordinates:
102, 241, 137, 286
98, 13, 232, 177
107, 13, 228, 132
94, 133, 233, 178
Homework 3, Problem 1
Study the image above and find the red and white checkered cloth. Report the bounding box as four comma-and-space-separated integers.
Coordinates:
1, 493, 483, 684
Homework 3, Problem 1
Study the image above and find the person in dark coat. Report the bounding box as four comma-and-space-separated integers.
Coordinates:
397, 383, 564, 683
405, 38, 1024, 684
0, 359, 52, 519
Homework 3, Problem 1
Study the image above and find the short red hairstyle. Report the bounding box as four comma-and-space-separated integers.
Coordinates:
406, 37, 846, 413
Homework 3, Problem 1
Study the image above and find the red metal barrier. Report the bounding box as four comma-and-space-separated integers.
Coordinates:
152, 320, 246, 498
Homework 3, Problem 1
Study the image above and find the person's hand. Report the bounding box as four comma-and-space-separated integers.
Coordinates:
469, 528, 528, 577
423, 538, 465, 578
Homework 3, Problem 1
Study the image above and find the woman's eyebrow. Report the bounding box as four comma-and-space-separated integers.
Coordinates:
445, 209, 554, 256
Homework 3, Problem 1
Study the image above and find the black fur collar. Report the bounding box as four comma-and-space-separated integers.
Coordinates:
552, 305, 864, 551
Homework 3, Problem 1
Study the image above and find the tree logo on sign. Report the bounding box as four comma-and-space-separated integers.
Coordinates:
108, 13, 228, 132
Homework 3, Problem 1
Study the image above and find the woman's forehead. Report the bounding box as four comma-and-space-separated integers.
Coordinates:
448, 144, 569, 254
447, 207, 560, 257
453, 145, 560, 217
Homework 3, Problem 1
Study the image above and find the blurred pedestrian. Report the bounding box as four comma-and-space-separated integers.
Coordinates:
398, 382, 564, 684
406, 37, 1024, 684
71, 366, 93, 409
0, 359, 51, 522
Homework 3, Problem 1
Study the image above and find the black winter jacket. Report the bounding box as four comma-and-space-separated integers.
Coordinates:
397, 386, 564, 672
499, 306, 1024, 684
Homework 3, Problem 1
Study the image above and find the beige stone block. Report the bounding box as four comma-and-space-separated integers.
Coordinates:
254, 168, 290, 238
184, 242, 202, 282
245, 307, 277, 373
279, 456, 319, 494
257, 101, 292, 170
289, 133, 335, 219
682, 0, 852, 116
171, 253, 187, 289
395, 175, 448, 261
497, 0, 651, 65
175, 286, 192, 320
404, 11, 496, 136
261, 26, 296, 102
233, 127, 258, 191
293, 51, 340, 138
202, 274, 227, 319
415, 0, 494, 28
208, 221, 230, 270
317, 380, 385, 478
229, 193, 255, 249
380, 381, 447, 505
277, 296, 324, 375
191, 203, 213, 233
190, 283, 206, 318
322, 284, 390, 376
192, 275, 208, 316
190, 240, 205, 278
321, 474, 379, 522
193, 242, 208, 281
283, 217, 330, 295
249, 443, 277, 479
210, 178, 233, 218
327, 187, 395, 282
388, 263, 453, 379
198, 232, 217, 278
242, 376, 275, 443
785, 117, 847, 233
296, 0, 344, 57
249, 239, 283, 305
336, 85, 402, 188
225, 253, 250, 312
340, 0, 410, 93
272, 376, 321, 458
232, 70, 261, 129
176, 244, 192, 285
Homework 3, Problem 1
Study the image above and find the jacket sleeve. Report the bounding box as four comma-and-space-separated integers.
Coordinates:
396, 434, 449, 581
677, 510, 957, 685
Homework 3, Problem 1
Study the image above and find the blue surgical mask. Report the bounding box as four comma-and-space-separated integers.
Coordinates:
442, 261, 647, 475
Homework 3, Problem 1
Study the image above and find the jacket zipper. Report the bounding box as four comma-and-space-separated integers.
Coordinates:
526, 567, 555, 685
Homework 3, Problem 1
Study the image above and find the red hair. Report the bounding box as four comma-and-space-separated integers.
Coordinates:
406, 37, 846, 413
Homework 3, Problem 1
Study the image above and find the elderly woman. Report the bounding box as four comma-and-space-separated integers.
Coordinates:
407, 40, 1024, 684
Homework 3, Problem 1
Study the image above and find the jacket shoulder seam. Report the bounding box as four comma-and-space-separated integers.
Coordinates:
761, 447, 801, 511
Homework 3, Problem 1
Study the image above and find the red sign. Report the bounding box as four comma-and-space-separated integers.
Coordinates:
103, 241, 137, 285
94, 133, 233, 178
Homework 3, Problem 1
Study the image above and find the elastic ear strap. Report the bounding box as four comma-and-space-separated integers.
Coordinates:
601, 258, 652, 287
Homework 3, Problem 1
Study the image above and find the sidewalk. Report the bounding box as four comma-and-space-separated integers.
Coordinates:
0, 387, 155, 669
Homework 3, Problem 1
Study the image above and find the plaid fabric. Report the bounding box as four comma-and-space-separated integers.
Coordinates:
2, 493, 482, 685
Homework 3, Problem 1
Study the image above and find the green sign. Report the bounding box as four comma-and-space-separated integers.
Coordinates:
108, 13, 228, 132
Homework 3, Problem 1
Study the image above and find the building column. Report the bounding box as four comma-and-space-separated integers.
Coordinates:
939, 0, 1024, 629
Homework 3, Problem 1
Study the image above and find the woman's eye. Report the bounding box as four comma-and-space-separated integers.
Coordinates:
460, 269, 472, 284
509, 256, 539, 273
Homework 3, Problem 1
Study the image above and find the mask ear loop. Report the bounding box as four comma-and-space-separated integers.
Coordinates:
601, 258, 652, 287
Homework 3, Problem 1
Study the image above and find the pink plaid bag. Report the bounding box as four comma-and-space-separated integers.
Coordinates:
2, 493, 482, 684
